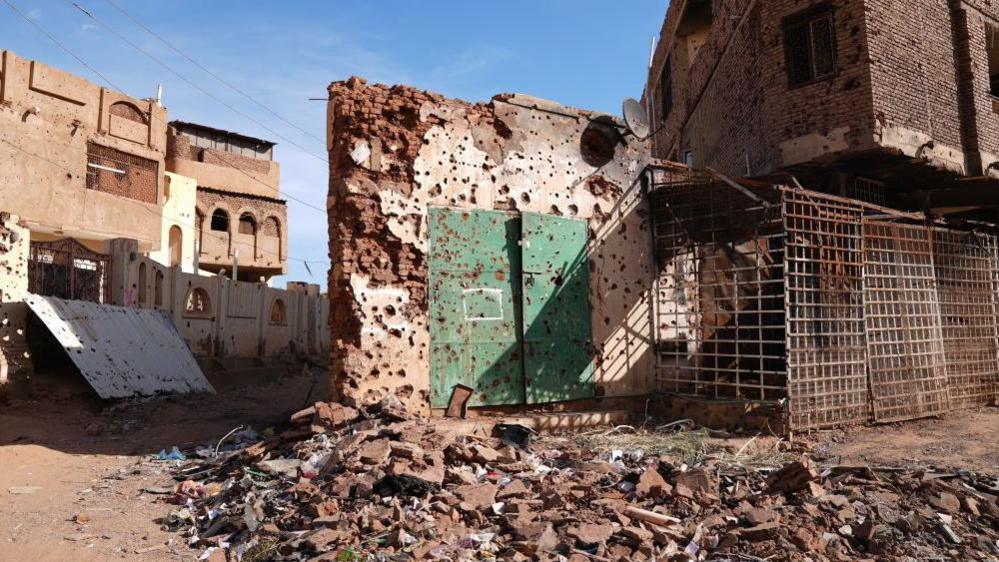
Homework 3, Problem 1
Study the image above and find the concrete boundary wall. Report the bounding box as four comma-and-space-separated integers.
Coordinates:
110, 239, 329, 360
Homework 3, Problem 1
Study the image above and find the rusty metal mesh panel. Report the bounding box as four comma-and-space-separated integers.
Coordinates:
651, 177, 787, 403
933, 229, 999, 408
862, 221, 950, 422
783, 190, 868, 429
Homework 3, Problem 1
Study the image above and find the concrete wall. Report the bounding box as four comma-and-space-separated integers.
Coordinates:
0, 50, 167, 251
111, 239, 328, 360
148, 172, 198, 273
327, 78, 655, 415
0, 213, 30, 385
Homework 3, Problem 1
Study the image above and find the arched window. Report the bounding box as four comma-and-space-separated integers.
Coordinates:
168, 225, 183, 267
210, 209, 229, 232
183, 287, 212, 318
154, 270, 164, 307
238, 213, 256, 235
109, 101, 147, 124
263, 217, 280, 237
137, 262, 147, 306
269, 298, 287, 326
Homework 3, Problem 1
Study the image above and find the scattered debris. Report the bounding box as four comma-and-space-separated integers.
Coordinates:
158, 446, 186, 461
148, 401, 999, 561
445, 384, 474, 419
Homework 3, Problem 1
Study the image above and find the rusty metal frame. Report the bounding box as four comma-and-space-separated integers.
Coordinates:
650, 166, 788, 405
782, 189, 869, 429
934, 229, 999, 408
28, 238, 112, 304
648, 163, 999, 431
861, 220, 950, 422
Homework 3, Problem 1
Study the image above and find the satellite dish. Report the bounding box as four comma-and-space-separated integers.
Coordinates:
622, 98, 651, 140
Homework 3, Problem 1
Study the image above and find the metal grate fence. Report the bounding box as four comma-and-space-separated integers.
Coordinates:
862, 221, 950, 422
933, 230, 999, 409
783, 190, 868, 429
651, 171, 999, 431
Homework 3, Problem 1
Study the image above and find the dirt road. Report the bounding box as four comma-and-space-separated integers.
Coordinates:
0, 364, 327, 562
0, 364, 994, 561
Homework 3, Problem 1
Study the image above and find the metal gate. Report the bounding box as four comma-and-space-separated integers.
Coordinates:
521, 212, 594, 404
932, 229, 999, 409
862, 221, 950, 422
429, 208, 526, 407
783, 190, 869, 429
428, 207, 594, 408
28, 238, 112, 304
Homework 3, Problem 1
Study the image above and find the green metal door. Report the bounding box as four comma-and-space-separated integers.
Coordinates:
428, 207, 525, 407
521, 212, 595, 403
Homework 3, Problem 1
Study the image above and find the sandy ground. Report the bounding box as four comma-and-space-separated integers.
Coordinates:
0, 363, 328, 562
0, 364, 995, 561
806, 406, 999, 474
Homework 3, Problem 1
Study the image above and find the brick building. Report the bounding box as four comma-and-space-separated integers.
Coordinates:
166, 121, 288, 282
645, 0, 999, 215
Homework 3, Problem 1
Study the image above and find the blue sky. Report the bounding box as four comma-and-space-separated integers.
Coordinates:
1, 0, 667, 286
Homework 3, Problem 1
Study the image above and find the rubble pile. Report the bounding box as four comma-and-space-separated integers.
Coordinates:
157, 398, 999, 561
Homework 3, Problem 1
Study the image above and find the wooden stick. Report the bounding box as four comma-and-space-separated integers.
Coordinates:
624, 506, 681, 526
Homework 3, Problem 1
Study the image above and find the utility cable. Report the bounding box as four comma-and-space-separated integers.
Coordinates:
68, 1, 330, 166
3, 0, 329, 217
101, 0, 327, 146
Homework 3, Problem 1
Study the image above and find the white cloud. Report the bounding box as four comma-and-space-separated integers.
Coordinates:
431, 45, 513, 83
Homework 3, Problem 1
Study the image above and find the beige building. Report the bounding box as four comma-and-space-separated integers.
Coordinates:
0, 49, 166, 302
0, 50, 324, 390
148, 171, 198, 273
166, 121, 288, 282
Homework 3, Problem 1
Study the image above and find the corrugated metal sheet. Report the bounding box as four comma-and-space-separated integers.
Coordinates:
24, 294, 215, 398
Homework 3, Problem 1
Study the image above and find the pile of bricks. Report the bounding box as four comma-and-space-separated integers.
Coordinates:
155, 399, 999, 561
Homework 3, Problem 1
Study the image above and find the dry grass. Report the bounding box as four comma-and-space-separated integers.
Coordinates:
545, 425, 796, 469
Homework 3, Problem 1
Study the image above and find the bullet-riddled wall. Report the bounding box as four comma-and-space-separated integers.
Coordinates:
0, 212, 30, 386
327, 78, 655, 415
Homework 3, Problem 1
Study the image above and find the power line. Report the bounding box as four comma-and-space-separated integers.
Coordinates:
68, 1, 330, 166
0, 134, 327, 271
0, 0, 116, 87
2, 0, 329, 217
2, 0, 329, 273
101, 0, 327, 146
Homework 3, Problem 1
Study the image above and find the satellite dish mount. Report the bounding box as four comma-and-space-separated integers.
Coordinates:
622, 98, 651, 140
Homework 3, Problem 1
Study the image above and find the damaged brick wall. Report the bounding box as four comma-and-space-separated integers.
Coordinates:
866, 0, 967, 173
648, 0, 999, 180
0, 212, 31, 386
647, 0, 876, 176
949, 1, 999, 175
167, 130, 272, 175
327, 78, 655, 415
